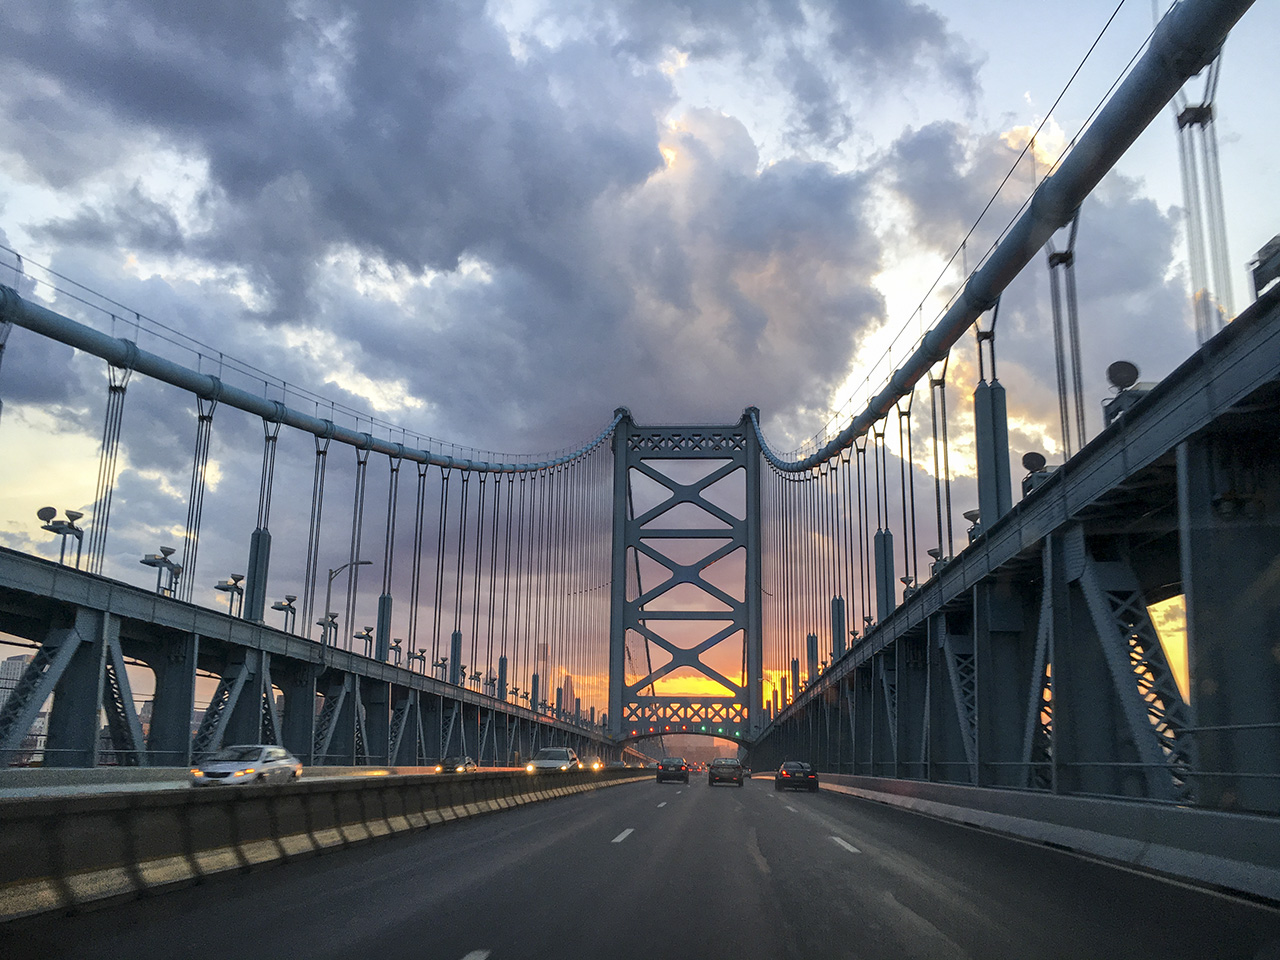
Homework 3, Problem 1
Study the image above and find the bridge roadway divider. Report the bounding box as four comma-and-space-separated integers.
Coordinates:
814, 774, 1280, 902
0, 767, 649, 922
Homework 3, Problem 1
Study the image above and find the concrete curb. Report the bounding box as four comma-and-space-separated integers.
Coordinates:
817, 775, 1280, 902
0, 769, 648, 922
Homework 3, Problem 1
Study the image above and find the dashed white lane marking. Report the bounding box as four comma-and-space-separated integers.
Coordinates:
785, 805, 798, 813
676, 790, 683, 794
657, 801, 667, 808
831, 836, 862, 854
612, 828, 635, 843
460, 952, 491, 960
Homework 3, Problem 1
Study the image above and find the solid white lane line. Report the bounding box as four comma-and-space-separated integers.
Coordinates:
785, 805, 798, 813
657, 802, 667, 808
612, 828, 635, 843
831, 836, 861, 854
460, 952, 491, 960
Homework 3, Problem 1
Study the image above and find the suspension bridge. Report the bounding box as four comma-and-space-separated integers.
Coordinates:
0, 0, 1278, 955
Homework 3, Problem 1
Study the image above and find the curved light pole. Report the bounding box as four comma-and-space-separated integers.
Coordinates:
323, 560, 371, 650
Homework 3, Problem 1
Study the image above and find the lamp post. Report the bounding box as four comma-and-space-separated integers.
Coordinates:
353, 626, 374, 658
214, 573, 245, 616
141, 547, 182, 596
270, 594, 297, 632
316, 612, 338, 662
390, 638, 402, 666
407, 649, 426, 673
323, 560, 372, 650
37, 507, 84, 567
433, 657, 448, 679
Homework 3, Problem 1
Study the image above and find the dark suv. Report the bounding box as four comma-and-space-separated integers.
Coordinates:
708, 757, 744, 787
656, 757, 689, 783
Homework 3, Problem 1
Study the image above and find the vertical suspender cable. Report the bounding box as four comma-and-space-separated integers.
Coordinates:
431, 469, 451, 669
301, 433, 330, 636
408, 462, 429, 661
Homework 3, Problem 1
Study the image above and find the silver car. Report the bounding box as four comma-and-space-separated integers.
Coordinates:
525, 747, 581, 772
191, 744, 302, 786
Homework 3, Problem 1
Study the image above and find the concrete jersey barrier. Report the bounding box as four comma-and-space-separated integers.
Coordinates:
0, 767, 649, 921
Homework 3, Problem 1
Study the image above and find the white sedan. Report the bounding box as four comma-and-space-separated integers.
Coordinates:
191, 744, 302, 786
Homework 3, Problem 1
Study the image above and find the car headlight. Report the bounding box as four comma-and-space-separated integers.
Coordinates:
435, 765, 443, 773
559, 764, 569, 770
190, 769, 203, 777
455, 765, 465, 773
526, 763, 535, 773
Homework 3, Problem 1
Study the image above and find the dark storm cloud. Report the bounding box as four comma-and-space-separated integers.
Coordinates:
34, 184, 187, 253
600, 0, 979, 146
0, 0, 991, 464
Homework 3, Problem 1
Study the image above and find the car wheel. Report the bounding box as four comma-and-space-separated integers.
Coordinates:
774, 781, 782, 791
810, 784, 818, 792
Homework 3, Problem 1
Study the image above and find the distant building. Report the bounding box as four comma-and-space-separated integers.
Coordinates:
0, 654, 34, 713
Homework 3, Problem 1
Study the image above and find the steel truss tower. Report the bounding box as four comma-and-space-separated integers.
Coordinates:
608, 410, 763, 742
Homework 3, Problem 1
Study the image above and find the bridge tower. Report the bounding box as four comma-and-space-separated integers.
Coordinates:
608, 410, 763, 742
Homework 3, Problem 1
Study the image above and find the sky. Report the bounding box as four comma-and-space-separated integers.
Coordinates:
1, 0, 1276, 710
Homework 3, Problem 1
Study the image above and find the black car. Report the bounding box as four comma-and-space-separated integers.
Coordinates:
775, 761, 818, 791
656, 757, 689, 783
708, 757, 744, 787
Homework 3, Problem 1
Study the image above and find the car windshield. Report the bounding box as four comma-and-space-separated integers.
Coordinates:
442, 757, 464, 765
661, 758, 684, 765
209, 746, 263, 762
782, 762, 810, 771
713, 759, 740, 766
533, 749, 569, 760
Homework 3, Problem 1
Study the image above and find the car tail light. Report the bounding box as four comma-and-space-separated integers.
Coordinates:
781, 770, 790, 777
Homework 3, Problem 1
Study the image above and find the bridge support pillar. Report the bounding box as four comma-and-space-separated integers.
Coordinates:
242, 528, 271, 622
929, 611, 975, 784
1044, 529, 1130, 797
45, 609, 115, 767
1178, 433, 1280, 810
281, 668, 316, 764
363, 680, 390, 764
874, 529, 895, 621
831, 597, 847, 660
375, 594, 392, 662
147, 632, 199, 766
895, 634, 928, 779
973, 579, 1034, 787
973, 376, 1012, 529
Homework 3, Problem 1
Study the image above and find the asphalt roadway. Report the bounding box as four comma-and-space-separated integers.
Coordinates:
4, 775, 1280, 960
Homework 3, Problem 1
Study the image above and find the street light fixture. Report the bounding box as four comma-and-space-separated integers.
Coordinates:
433, 657, 447, 679
315, 612, 338, 661
214, 573, 245, 616
353, 626, 374, 658
390, 638, 403, 666
142, 546, 182, 597
323, 560, 372, 650
270, 594, 298, 632
37, 507, 84, 567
